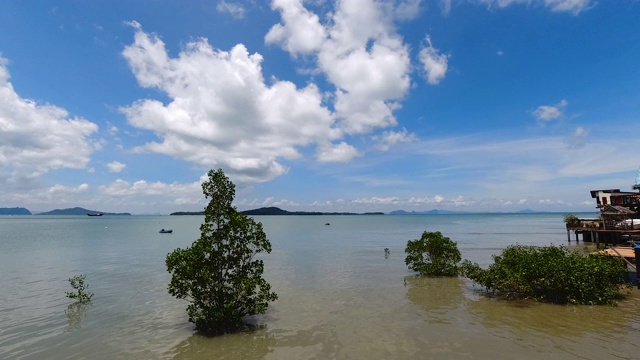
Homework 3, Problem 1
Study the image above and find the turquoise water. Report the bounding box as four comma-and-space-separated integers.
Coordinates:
1, 213, 639, 359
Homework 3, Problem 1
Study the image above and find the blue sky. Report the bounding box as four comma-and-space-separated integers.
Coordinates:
0, 0, 638, 214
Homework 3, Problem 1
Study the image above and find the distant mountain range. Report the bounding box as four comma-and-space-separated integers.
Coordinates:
171, 206, 384, 216
1, 206, 133, 215
388, 209, 549, 215
0, 206, 554, 216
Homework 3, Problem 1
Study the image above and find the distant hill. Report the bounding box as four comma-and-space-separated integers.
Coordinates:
389, 209, 472, 215
0, 207, 32, 215
37, 207, 131, 216
241, 207, 383, 215
515, 209, 549, 214
389, 209, 551, 215
171, 207, 384, 216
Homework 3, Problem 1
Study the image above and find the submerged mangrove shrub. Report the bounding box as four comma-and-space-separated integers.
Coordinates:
166, 169, 278, 335
460, 245, 630, 305
405, 231, 461, 276
65, 274, 94, 303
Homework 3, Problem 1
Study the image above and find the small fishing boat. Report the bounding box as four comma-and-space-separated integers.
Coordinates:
87, 213, 103, 216
159, 229, 173, 234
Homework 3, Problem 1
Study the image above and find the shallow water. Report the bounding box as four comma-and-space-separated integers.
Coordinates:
1, 213, 638, 359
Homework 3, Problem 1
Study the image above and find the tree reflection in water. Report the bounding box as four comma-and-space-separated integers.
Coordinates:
404, 276, 467, 324
167, 327, 276, 360
65, 302, 89, 332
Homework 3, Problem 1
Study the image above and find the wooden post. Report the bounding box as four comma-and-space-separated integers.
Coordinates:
635, 245, 640, 289
567, 229, 571, 243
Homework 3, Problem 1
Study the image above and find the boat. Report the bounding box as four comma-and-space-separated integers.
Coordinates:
159, 229, 173, 234
87, 213, 103, 216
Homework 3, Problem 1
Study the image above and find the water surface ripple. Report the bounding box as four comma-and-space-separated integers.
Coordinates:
1, 213, 638, 359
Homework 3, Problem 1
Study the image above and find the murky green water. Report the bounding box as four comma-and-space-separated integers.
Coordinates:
1, 214, 638, 359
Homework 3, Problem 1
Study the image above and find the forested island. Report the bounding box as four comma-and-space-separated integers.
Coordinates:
38, 207, 131, 215
0, 207, 32, 215
1, 206, 132, 215
171, 206, 384, 216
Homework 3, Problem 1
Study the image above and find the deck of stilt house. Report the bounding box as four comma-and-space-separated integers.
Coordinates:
574, 187, 640, 286
566, 218, 640, 247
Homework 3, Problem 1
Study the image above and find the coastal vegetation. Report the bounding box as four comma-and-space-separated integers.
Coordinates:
460, 245, 631, 305
165, 169, 278, 335
405, 231, 462, 276
563, 213, 580, 227
65, 274, 94, 303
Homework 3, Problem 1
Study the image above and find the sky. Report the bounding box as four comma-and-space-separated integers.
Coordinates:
0, 0, 639, 214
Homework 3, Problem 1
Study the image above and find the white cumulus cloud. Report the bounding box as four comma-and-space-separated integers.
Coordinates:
265, 0, 326, 55
121, 22, 337, 183
532, 99, 567, 121
0, 56, 98, 185
123, 1, 417, 184
107, 161, 126, 173
267, 0, 412, 135
419, 35, 449, 85
316, 142, 361, 163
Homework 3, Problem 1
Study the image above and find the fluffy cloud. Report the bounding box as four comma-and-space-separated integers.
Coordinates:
98, 176, 205, 208
267, 0, 412, 134
532, 99, 567, 121
352, 196, 400, 205
316, 142, 361, 163
407, 195, 445, 205
122, 21, 337, 183
265, 0, 326, 55
419, 35, 449, 85
107, 161, 126, 173
0, 56, 98, 185
123, 1, 415, 183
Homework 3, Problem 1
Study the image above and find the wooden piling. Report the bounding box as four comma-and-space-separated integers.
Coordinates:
635, 245, 640, 289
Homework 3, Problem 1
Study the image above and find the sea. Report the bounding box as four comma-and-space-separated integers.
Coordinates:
1, 213, 639, 360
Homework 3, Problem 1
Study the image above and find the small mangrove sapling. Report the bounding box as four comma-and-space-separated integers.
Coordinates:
65, 274, 94, 303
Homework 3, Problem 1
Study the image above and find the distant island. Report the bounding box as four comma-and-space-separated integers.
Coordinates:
0, 206, 559, 216
389, 209, 470, 215
388, 209, 550, 215
171, 207, 384, 216
0, 207, 32, 215
37, 207, 131, 216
